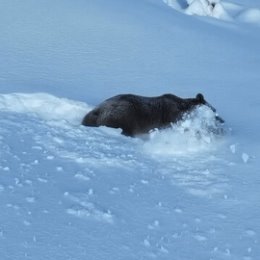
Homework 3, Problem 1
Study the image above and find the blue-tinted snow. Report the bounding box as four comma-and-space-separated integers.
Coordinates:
0, 0, 260, 259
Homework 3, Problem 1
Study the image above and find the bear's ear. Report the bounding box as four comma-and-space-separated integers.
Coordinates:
196, 93, 205, 104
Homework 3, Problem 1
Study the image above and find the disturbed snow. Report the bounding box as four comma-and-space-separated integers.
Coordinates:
0, 92, 248, 197
0, 93, 259, 259
1, 0, 260, 258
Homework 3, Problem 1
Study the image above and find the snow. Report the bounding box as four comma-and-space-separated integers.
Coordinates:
1, 0, 260, 259
164, 0, 260, 24
185, 0, 232, 21
0, 92, 90, 124
238, 8, 260, 25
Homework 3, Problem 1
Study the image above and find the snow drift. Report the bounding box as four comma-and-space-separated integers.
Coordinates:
0, 92, 91, 125
163, 0, 260, 25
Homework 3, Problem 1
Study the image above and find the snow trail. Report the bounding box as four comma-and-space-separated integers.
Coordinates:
1, 93, 259, 259
0, 92, 225, 159
0, 92, 91, 125
0, 92, 230, 198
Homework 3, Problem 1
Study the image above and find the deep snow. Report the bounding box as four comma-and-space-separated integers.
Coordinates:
1, 0, 260, 259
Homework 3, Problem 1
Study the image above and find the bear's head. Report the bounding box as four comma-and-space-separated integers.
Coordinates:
196, 93, 224, 123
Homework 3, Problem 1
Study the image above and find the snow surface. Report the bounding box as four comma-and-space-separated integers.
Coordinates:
1, 0, 260, 259
164, 0, 260, 24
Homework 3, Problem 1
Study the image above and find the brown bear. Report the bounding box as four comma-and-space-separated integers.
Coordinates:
82, 93, 224, 137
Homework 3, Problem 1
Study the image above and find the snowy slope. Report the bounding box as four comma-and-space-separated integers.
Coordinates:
1, 0, 260, 259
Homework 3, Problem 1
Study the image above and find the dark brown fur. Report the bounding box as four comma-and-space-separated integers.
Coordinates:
82, 93, 223, 137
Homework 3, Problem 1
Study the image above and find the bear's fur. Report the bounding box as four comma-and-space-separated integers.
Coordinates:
82, 93, 224, 137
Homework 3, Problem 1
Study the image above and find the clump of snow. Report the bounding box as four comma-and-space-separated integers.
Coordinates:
144, 105, 225, 156
242, 152, 249, 163
163, 0, 231, 21
185, 0, 231, 21
163, 0, 260, 25
230, 144, 236, 153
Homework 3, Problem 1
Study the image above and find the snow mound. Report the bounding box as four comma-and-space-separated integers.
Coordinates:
185, 0, 231, 21
144, 105, 225, 156
163, 0, 260, 25
238, 8, 260, 25
0, 92, 91, 125
163, 0, 231, 20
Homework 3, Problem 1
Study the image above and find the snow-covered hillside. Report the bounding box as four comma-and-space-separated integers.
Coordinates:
1, 0, 260, 259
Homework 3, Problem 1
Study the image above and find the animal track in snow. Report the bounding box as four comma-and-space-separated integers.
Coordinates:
64, 192, 114, 224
